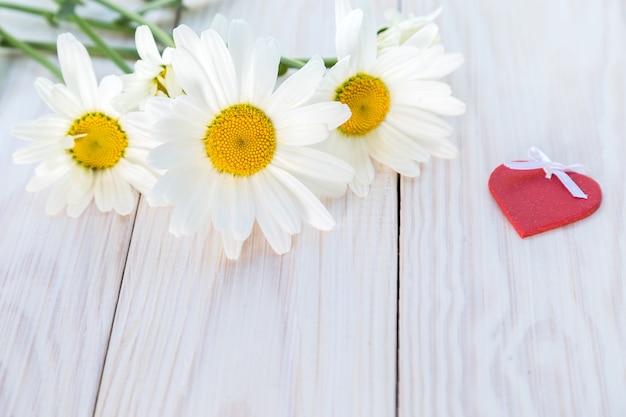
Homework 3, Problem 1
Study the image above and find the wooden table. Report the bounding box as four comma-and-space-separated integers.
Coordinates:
1, 0, 624, 416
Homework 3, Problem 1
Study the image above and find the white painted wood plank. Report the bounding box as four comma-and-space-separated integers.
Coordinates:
0, 3, 175, 416
399, 0, 626, 416
0, 59, 136, 417
94, 1, 399, 416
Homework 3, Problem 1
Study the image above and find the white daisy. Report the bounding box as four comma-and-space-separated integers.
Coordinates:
138, 22, 354, 260
377, 7, 442, 53
116, 25, 182, 111
12, 33, 159, 217
312, 0, 465, 196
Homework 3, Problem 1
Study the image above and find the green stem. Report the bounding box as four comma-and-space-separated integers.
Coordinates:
69, 13, 132, 73
0, 1, 53, 17
280, 56, 307, 69
92, 0, 174, 47
136, 0, 180, 15
0, 1, 134, 34
0, 39, 139, 60
295, 57, 338, 68
0, 26, 63, 79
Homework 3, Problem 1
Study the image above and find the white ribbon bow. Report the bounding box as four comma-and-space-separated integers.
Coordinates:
503, 146, 588, 199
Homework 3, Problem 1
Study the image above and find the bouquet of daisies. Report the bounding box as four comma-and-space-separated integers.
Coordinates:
4, 0, 464, 259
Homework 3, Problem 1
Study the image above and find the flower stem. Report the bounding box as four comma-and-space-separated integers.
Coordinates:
69, 13, 133, 73
0, 26, 63, 79
281, 57, 339, 69
136, 0, 180, 15
92, 0, 174, 47
0, 38, 140, 60
280, 57, 307, 69
0, 1, 134, 34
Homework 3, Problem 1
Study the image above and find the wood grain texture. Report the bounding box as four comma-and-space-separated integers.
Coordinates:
2, 0, 624, 416
0, 3, 173, 416
399, 0, 626, 416
94, 1, 399, 416
0, 59, 136, 417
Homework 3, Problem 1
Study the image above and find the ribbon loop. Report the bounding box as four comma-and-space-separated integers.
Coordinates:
503, 146, 588, 199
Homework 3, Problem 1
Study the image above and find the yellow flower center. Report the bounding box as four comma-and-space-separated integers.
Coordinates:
335, 73, 390, 136
204, 104, 276, 177
67, 112, 128, 170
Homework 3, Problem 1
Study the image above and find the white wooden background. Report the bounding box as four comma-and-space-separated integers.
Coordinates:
1, 0, 625, 416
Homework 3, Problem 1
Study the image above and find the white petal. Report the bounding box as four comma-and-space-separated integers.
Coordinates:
173, 25, 203, 57
372, 122, 431, 162
227, 19, 255, 84
97, 75, 123, 113
404, 23, 440, 49
49, 84, 84, 118
273, 102, 350, 131
267, 165, 335, 231
169, 180, 212, 236
171, 95, 214, 131
45, 175, 72, 216
348, 177, 371, 197
353, 0, 378, 68
231, 177, 255, 241
110, 168, 136, 215
251, 175, 292, 250
242, 36, 280, 105
210, 14, 229, 41
66, 181, 94, 218
421, 138, 458, 159
65, 167, 95, 204
272, 146, 354, 188
94, 169, 115, 212
277, 124, 332, 146
367, 134, 422, 177
318, 133, 374, 187
152, 116, 203, 145
413, 96, 466, 116
335, 0, 353, 29
34, 78, 56, 111
11, 115, 70, 142
372, 46, 426, 80
211, 173, 232, 231
12, 142, 63, 164
199, 29, 239, 106
220, 229, 244, 260
135, 25, 162, 63
390, 80, 452, 103
148, 159, 207, 206
149, 142, 203, 170
26, 163, 71, 192
250, 170, 301, 234
57, 33, 97, 109
171, 47, 222, 113
414, 52, 464, 80
387, 105, 453, 138
253, 195, 292, 255
336, 9, 363, 62
268, 55, 325, 113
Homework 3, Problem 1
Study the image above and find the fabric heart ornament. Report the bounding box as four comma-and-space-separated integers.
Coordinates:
488, 147, 602, 238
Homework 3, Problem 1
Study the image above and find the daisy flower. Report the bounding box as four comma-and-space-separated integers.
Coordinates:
116, 25, 182, 111
138, 21, 354, 259
312, 0, 465, 196
377, 7, 442, 53
12, 33, 159, 217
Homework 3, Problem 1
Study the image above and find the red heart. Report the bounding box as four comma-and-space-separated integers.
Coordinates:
488, 164, 602, 238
